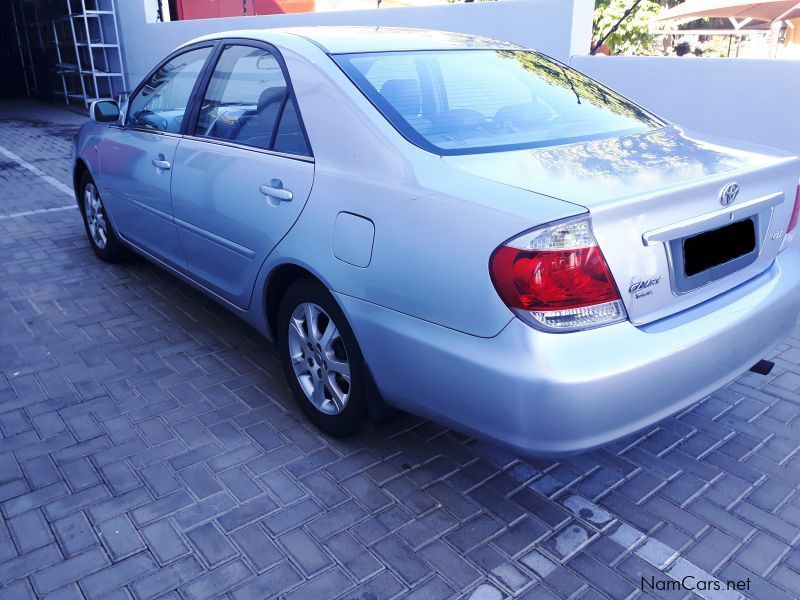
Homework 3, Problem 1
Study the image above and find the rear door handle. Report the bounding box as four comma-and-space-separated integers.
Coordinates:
152, 159, 171, 170
260, 179, 293, 202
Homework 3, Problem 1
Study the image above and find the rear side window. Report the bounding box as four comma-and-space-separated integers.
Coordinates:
334, 50, 663, 155
195, 44, 310, 156
273, 100, 309, 156
127, 47, 212, 133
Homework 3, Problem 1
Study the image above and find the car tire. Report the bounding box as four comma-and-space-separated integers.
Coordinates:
277, 278, 368, 437
78, 171, 128, 263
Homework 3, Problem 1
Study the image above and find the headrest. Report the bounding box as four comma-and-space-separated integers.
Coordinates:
258, 86, 287, 111
379, 79, 421, 118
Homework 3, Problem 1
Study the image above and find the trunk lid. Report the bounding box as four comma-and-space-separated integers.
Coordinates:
444, 126, 800, 325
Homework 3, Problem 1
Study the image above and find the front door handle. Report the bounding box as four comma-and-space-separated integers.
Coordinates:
260, 179, 293, 202
152, 159, 171, 170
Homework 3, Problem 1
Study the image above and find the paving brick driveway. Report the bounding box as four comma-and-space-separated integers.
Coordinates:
2, 99, 800, 600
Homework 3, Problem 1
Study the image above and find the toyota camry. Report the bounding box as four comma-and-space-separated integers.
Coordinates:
72, 27, 800, 456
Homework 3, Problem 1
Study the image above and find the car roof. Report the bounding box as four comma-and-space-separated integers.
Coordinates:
186, 26, 525, 54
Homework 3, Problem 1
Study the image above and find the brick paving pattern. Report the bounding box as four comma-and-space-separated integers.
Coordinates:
1, 99, 800, 599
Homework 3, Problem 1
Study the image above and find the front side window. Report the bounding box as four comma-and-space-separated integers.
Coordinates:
334, 50, 664, 155
194, 45, 309, 155
126, 46, 212, 133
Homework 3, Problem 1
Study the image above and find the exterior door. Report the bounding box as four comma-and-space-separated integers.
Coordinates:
99, 45, 213, 270
171, 43, 314, 308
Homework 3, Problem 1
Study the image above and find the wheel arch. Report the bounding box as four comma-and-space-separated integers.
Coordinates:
73, 158, 90, 209
263, 260, 395, 424
264, 262, 328, 340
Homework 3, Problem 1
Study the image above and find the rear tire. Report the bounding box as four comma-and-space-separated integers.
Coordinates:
277, 278, 367, 437
78, 171, 128, 263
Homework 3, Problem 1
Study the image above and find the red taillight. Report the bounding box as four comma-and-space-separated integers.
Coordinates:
788, 185, 800, 234
490, 246, 620, 311
489, 216, 626, 331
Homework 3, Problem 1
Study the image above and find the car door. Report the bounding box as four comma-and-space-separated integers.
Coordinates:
98, 44, 215, 270
170, 42, 314, 308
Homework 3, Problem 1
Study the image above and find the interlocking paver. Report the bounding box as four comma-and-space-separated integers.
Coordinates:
0, 579, 36, 600
218, 465, 263, 502
491, 515, 549, 558
2, 481, 69, 517
682, 526, 739, 574
733, 530, 789, 576
216, 493, 278, 532
230, 523, 283, 572
96, 514, 145, 561
186, 522, 237, 567
281, 566, 354, 600
178, 558, 253, 600
141, 519, 190, 565
445, 513, 504, 553
30, 546, 110, 596
131, 490, 194, 527
373, 534, 433, 586
78, 551, 158, 597
131, 555, 204, 600
51, 512, 99, 557
279, 527, 332, 575
0, 544, 63, 586
86, 486, 152, 524
2, 99, 800, 599
420, 539, 482, 590
99, 461, 141, 495
261, 496, 322, 536
228, 561, 303, 600
174, 491, 238, 530
8, 508, 54, 553
139, 461, 181, 497
44, 483, 110, 521
404, 575, 455, 599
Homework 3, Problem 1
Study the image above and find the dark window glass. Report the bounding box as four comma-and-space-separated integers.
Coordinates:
273, 99, 310, 156
334, 50, 664, 155
195, 45, 288, 151
127, 47, 211, 133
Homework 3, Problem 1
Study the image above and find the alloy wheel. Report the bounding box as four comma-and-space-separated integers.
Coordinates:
84, 182, 108, 250
287, 302, 351, 415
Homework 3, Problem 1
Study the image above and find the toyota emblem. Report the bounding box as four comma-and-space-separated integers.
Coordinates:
719, 182, 739, 206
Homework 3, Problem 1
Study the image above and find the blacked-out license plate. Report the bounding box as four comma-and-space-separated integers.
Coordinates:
683, 218, 756, 277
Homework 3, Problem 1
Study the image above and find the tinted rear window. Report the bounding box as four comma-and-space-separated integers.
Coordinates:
334, 50, 663, 155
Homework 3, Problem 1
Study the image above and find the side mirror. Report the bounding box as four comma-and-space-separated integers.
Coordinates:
90, 100, 120, 123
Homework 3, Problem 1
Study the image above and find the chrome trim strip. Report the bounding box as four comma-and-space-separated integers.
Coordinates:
106, 128, 314, 162
179, 134, 315, 163
174, 217, 256, 259
108, 124, 184, 139
642, 191, 784, 246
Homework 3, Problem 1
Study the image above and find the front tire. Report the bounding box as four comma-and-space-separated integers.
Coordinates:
78, 171, 127, 262
277, 278, 367, 437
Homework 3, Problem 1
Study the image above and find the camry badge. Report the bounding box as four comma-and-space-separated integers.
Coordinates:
629, 276, 661, 294
719, 182, 739, 206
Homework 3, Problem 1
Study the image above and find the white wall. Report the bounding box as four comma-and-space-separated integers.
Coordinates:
114, 0, 797, 157
117, 0, 594, 88
571, 55, 800, 156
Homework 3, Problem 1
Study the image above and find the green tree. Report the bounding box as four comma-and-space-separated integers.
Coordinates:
593, 0, 665, 55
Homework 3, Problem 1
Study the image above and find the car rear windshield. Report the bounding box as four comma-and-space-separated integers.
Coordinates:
333, 50, 664, 155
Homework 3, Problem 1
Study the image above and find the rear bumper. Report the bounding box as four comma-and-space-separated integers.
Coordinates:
338, 246, 800, 457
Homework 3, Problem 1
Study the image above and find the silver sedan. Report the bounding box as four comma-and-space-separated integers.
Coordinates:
72, 27, 800, 456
